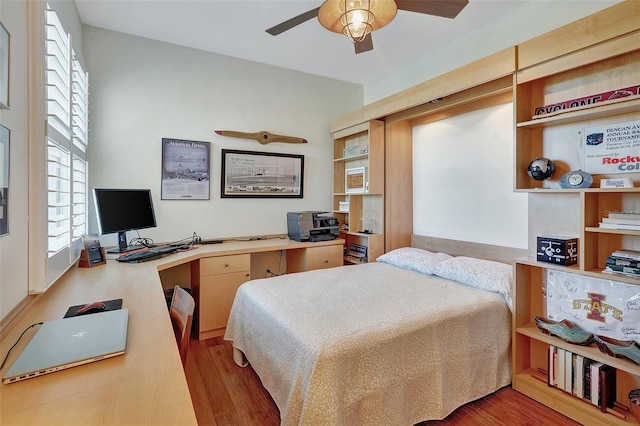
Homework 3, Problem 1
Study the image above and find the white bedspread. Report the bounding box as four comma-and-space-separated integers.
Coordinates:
224, 262, 511, 425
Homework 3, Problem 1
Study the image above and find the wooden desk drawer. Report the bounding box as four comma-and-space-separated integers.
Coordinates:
306, 245, 343, 270
200, 254, 250, 276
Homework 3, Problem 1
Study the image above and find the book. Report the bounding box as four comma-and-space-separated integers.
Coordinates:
607, 212, 640, 221
590, 362, 605, 406
611, 249, 640, 261
556, 348, 566, 392
583, 358, 596, 402
599, 222, 640, 230
548, 345, 557, 387
564, 350, 573, 394
574, 354, 584, 398
603, 265, 640, 277
602, 217, 640, 225
604, 263, 640, 274
607, 256, 640, 268
599, 365, 617, 413
603, 268, 640, 279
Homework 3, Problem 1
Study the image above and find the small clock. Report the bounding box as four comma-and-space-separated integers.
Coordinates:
559, 170, 593, 189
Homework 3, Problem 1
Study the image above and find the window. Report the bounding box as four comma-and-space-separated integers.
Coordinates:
44, 4, 89, 283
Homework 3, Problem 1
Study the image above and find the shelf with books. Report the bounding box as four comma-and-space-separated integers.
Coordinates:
331, 120, 385, 264
513, 259, 640, 425
339, 232, 384, 264
511, 4, 640, 424
582, 190, 640, 275
513, 372, 637, 426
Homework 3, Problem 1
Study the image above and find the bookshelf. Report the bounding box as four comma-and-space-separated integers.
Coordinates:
512, 4, 640, 424
332, 120, 385, 263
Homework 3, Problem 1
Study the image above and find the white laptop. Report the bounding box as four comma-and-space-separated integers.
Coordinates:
2, 308, 128, 384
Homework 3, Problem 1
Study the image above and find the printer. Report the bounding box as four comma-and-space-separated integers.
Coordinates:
287, 211, 339, 242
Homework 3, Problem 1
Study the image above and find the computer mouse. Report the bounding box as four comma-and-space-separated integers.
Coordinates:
76, 301, 106, 315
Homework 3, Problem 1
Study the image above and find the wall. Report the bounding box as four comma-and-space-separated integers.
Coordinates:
83, 26, 363, 246
365, 0, 622, 103
0, 0, 29, 319
413, 102, 528, 248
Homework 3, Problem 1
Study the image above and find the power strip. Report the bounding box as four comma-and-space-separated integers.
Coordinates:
200, 239, 223, 244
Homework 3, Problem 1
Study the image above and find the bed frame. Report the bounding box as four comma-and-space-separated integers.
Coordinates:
411, 234, 528, 264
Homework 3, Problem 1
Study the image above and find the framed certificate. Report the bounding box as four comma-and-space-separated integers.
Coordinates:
345, 167, 366, 193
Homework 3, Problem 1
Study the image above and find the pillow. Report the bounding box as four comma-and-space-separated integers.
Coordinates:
376, 247, 451, 275
432, 256, 513, 311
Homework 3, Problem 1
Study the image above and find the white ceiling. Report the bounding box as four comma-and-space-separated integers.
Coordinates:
74, 0, 530, 86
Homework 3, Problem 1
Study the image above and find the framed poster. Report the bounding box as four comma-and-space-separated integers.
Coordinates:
0, 22, 8, 109
221, 149, 304, 198
161, 138, 210, 200
0, 124, 8, 236
583, 119, 640, 174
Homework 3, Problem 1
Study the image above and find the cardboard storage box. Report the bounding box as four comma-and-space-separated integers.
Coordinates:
537, 236, 578, 266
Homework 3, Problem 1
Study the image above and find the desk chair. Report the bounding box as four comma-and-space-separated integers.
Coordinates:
169, 286, 195, 368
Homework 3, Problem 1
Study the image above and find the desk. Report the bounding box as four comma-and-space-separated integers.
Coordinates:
0, 237, 344, 425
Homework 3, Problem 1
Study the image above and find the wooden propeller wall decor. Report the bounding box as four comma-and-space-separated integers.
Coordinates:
266, 0, 469, 54
215, 130, 308, 144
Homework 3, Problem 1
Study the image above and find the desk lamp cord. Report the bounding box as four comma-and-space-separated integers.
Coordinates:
0, 322, 43, 370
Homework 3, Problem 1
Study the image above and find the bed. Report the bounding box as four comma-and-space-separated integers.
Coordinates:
224, 240, 523, 425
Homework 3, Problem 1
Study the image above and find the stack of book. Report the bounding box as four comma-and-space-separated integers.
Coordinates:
599, 212, 640, 231
604, 249, 640, 278
548, 346, 616, 411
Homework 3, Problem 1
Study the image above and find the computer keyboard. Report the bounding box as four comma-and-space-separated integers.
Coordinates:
150, 245, 179, 254
116, 245, 178, 263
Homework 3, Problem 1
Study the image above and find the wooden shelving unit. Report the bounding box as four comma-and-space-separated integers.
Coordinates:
512, 14, 640, 424
331, 120, 385, 263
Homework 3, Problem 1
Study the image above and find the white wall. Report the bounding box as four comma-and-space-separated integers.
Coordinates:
0, 0, 29, 318
365, 0, 622, 103
413, 102, 528, 248
83, 26, 363, 246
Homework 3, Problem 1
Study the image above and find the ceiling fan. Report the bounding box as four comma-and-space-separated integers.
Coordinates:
266, 0, 469, 54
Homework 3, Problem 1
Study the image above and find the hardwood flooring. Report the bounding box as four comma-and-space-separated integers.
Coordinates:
185, 336, 580, 426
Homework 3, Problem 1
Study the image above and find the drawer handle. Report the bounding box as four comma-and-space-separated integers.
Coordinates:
324, 260, 328, 264
224, 263, 229, 268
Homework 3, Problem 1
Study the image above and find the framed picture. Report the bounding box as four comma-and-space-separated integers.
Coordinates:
0, 124, 9, 236
0, 22, 8, 110
345, 167, 367, 193
161, 138, 211, 200
221, 149, 304, 198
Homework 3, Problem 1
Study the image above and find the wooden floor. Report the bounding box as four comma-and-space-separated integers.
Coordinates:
185, 336, 581, 426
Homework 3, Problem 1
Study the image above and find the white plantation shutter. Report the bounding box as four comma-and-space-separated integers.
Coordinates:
44, 3, 89, 281
71, 53, 88, 241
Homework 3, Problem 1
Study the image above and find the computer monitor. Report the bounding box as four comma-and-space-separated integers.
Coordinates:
93, 188, 157, 253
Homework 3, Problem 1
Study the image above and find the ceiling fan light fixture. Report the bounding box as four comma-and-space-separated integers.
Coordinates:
318, 0, 397, 43
340, 0, 374, 42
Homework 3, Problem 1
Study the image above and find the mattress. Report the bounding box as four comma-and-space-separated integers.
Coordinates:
224, 261, 511, 425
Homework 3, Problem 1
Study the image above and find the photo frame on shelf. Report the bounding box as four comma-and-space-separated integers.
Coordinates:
0, 124, 9, 236
0, 22, 9, 110
161, 138, 210, 200
221, 149, 304, 198
345, 167, 367, 193
78, 234, 106, 268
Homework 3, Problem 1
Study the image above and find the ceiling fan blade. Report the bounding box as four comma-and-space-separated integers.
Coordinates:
266, 7, 321, 35
395, 0, 469, 19
355, 34, 373, 54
